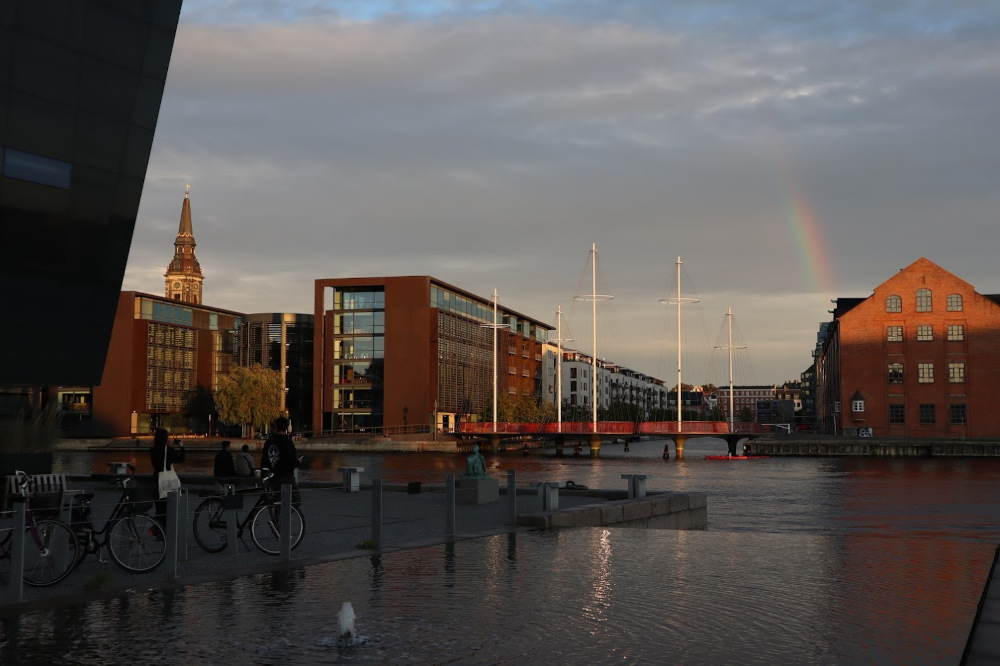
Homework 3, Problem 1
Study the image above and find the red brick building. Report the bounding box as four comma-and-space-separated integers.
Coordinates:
313, 277, 552, 434
816, 258, 1000, 438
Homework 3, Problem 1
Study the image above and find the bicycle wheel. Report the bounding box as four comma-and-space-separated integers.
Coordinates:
108, 514, 165, 573
192, 497, 229, 553
23, 520, 79, 587
250, 503, 305, 555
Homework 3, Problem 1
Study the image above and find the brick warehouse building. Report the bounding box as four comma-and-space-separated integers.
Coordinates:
313, 277, 553, 434
816, 258, 1000, 438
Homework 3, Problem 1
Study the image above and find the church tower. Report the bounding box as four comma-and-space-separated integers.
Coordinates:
164, 185, 204, 304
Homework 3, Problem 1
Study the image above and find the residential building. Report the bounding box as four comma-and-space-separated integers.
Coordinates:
560, 351, 667, 418
717, 385, 777, 422
816, 257, 1000, 438
313, 277, 553, 433
238, 313, 314, 433
0, 1, 183, 388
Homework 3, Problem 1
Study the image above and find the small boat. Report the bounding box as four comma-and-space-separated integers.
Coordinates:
705, 454, 769, 460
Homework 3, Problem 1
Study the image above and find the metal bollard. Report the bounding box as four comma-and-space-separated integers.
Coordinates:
166, 490, 179, 578
507, 469, 517, 525
445, 474, 455, 537
371, 478, 383, 547
280, 483, 292, 561
8, 499, 26, 600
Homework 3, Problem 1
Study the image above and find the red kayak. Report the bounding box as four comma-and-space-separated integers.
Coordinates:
705, 455, 769, 460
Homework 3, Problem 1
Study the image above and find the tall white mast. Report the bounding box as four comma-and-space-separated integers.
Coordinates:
714, 307, 746, 431
550, 306, 573, 433
591, 243, 598, 429
479, 289, 508, 431
659, 256, 699, 432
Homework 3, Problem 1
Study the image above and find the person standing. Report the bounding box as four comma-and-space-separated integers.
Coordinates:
213, 440, 237, 493
150, 429, 184, 528
260, 416, 301, 506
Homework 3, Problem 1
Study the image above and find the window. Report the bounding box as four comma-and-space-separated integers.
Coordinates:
888, 363, 903, 383
570, 368, 577, 379
851, 399, 864, 413
947, 294, 963, 311
916, 288, 932, 312
886, 295, 902, 313
917, 325, 933, 341
949, 362, 965, 383
919, 404, 935, 424
948, 325, 965, 341
887, 326, 903, 342
918, 363, 934, 383
950, 404, 967, 424
889, 404, 905, 424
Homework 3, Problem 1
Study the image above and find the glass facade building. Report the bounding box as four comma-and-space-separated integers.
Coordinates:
0, 0, 183, 386
238, 313, 314, 433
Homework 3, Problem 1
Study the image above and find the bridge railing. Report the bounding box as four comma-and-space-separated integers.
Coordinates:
456, 421, 763, 436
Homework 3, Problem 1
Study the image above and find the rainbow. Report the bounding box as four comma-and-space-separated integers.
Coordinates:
783, 182, 835, 294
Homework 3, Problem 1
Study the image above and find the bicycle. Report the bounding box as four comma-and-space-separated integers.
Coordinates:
67, 464, 166, 574
192, 473, 305, 555
0, 470, 80, 586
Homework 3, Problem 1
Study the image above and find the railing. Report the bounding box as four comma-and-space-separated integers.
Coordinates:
456, 421, 763, 435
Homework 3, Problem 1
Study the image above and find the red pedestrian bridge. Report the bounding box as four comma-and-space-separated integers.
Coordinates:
455, 421, 763, 458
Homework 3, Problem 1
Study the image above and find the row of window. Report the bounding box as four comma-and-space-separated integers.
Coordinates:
887, 324, 964, 342
887, 403, 966, 425
886, 291, 963, 313
886, 361, 965, 384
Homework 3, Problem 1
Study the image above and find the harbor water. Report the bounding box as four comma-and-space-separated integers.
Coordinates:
2, 437, 998, 664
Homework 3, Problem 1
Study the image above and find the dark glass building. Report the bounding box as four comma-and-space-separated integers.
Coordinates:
0, 0, 184, 387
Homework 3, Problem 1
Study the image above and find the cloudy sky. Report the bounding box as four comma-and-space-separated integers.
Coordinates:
122, 0, 1000, 387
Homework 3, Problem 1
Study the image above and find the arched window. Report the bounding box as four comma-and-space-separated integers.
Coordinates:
916, 288, 932, 312
886, 295, 902, 313
947, 294, 963, 312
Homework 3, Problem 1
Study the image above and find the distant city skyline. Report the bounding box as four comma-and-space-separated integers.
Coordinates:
122, 0, 1000, 385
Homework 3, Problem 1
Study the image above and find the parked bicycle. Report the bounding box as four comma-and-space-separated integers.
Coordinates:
68, 464, 166, 574
0, 470, 79, 586
192, 472, 305, 555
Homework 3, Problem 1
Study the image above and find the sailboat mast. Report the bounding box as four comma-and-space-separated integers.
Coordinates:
492, 289, 498, 432
676, 256, 682, 432
728, 307, 735, 430
557, 306, 563, 427
591, 243, 598, 430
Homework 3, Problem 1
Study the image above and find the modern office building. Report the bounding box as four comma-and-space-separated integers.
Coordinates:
816, 257, 1000, 438
313, 277, 553, 434
88, 291, 242, 436
238, 313, 314, 433
0, 1, 184, 389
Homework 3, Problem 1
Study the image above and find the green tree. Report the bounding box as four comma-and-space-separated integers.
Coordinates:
737, 406, 755, 423
214, 365, 283, 437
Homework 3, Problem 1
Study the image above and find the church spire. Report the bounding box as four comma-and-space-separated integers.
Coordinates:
164, 185, 204, 304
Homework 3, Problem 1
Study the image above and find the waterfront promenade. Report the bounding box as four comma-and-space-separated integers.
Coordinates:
0, 473, 700, 615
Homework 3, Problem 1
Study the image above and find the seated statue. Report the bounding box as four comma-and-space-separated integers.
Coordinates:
461, 444, 488, 479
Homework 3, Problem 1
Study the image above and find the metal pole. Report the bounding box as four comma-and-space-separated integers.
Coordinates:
677, 257, 682, 432
227, 504, 239, 559
445, 474, 456, 537
507, 469, 517, 525
492, 290, 498, 431
179, 488, 189, 561
372, 478, 383, 547
166, 491, 179, 578
591, 243, 598, 429
280, 484, 292, 560
9, 499, 25, 600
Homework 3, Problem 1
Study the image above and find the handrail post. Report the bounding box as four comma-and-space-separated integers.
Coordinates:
507, 469, 517, 525
8, 498, 25, 601
166, 490, 179, 578
445, 474, 455, 537
371, 478, 383, 547
280, 484, 292, 561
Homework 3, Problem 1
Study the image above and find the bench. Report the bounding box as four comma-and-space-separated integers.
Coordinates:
3, 473, 84, 520
338, 467, 364, 493
621, 474, 649, 498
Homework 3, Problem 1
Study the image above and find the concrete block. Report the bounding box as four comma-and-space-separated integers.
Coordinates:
549, 510, 576, 528
599, 502, 625, 525
516, 513, 549, 527
622, 500, 653, 522
570, 506, 603, 527
649, 496, 672, 516
456, 478, 499, 505
669, 494, 690, 512
687, 493, 707, 510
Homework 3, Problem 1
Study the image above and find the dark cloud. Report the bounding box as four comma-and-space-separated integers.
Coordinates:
124, 0, 1000, 383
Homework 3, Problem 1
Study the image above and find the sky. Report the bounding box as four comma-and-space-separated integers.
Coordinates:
122, 0, 1000, 388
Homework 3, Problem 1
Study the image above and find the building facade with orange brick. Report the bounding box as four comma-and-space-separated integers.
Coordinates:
313, 277, 553, 434
816, 258, 1000, 438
